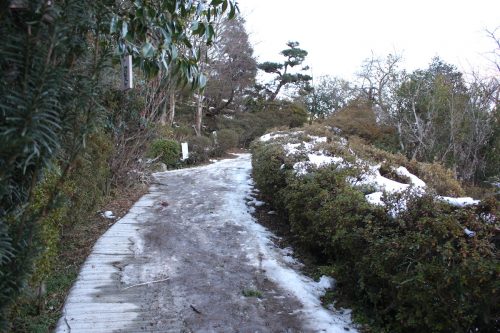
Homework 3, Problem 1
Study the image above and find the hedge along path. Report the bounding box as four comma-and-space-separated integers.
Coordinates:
55, 154, 356, 333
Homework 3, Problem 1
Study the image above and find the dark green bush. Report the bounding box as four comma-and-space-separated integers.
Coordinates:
353, 194, 499, 333
284, 167, 385, 260
67, 132, 113, 220
252, 137, 499, 333
215, 100, 308, 147
251, 142, 288, 209
149, 139, 181, 167
185, 136, 213, 165
172, 125, 193, 141
213, 129, 240, 156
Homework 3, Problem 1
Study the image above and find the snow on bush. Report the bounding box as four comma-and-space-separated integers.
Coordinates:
259, 131, 479, 210
251, 131, 499, 333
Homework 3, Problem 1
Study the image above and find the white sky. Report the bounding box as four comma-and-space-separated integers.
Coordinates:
238, 0, 500, 81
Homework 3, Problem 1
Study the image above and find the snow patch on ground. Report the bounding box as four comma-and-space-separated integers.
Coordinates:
101, 210, 116, 219
365, 192, 384, 206
229, 154, 358, 332
308, 153, 344, 168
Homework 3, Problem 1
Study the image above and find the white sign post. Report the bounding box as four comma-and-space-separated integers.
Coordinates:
121, 55, 133, 90
181, 142, 189, 161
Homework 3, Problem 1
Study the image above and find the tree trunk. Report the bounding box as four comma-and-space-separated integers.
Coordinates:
159, 100, 167, 125
195, 92, 203, 136
269, 82, 285, 101
168, 90, 176, 126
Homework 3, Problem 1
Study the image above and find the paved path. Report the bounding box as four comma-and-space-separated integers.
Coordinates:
55, 154, 355, 333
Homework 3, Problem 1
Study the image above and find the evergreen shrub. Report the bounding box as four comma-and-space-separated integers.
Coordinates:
149, 139, 181, 167
185, 136, 213, 165
251, 137, 499, 333
217, 100, 308, 147
213, 129, 240, 156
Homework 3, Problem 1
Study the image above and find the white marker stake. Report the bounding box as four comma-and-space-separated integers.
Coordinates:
181, 142, 189, 161
121, 55, 133, 90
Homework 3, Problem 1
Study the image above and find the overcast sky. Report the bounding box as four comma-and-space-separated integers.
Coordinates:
238, 0, 500, 81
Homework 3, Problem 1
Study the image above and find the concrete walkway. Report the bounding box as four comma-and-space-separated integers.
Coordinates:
55, 154, 356, 333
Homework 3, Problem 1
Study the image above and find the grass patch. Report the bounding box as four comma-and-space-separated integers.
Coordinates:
242, 289, 263, 298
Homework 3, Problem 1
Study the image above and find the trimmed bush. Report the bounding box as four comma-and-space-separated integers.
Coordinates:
417, 162, 465, 196
213, 129, 240, 156
149, 139, 181, 167
185, 136, 213, 165
325, 100, 400, 153
250, 142, 288, 209
215, 100, 308, 147
251, 135, 499, 333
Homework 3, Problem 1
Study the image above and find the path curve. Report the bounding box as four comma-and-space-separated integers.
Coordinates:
56, 154, 356, 333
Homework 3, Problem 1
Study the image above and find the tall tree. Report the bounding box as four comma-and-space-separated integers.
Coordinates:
395, 58, 497, 181
357, 53, 404, 120
258, 41, 312, 101
204, 16, 257, 115
305, 75, 354, 119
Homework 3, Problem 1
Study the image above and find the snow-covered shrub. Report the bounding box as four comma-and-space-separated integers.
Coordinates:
353, 194, 499, 333
347, 136, 465, 197
251, 129, 499, 333
284, 166, 385, 259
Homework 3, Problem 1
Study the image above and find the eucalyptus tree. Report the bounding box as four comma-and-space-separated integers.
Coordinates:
0, 0, 237, 327
258, 41, 312, 101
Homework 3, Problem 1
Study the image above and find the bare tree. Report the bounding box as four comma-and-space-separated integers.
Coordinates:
485, 27, 500, 74
357, 52, 405, 149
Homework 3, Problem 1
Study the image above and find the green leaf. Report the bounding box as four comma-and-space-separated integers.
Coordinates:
206, 23, 215, 44
228, 2, 236, 19
121, 21, 128, 39
193, 21, 205, 35
171, 45, 178, 60
183, 37, 193, 49
198, 73, 207, 89
141, 42, 154, 58
222, 0, 228, 13
110, 16, 118, 33
136, 7, 144, 20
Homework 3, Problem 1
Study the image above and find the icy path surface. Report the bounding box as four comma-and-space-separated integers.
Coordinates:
56, 154, 356, 333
